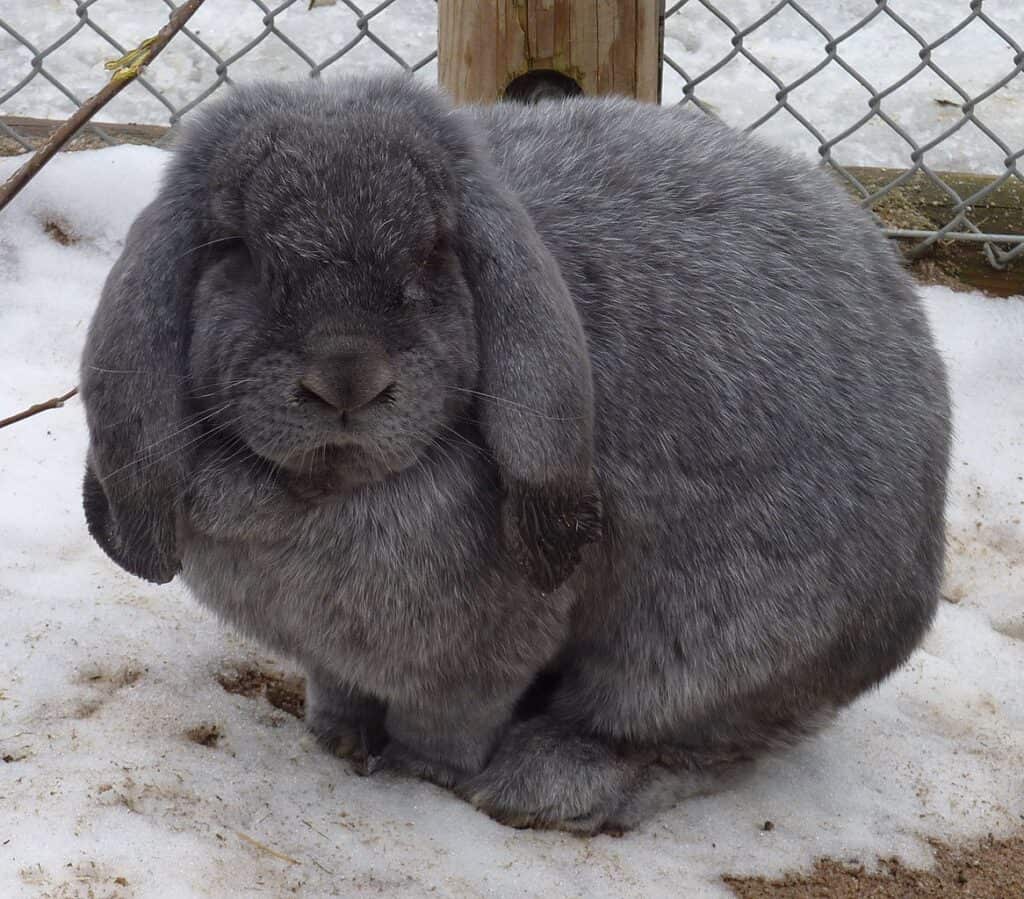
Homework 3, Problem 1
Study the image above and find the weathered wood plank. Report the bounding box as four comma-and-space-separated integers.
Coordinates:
438, 1, 662, 103
0, 115, 170, 148
636, 0, 663, 103
439, 0, 500, 104
838, 166, 1024, 297
843, 165, 1024, 241
569, 0, 599, 95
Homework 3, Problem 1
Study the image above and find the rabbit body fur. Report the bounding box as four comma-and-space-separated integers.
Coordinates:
80, 76, 950, 833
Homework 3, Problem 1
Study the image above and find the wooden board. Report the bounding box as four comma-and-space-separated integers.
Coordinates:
0, 115, 170, 151
843, 165, 1024, 243
840, 166, 1024, 297
438, 0, 663, 104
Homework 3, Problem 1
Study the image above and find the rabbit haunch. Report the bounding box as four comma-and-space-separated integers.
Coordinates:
79, 76, 951, 833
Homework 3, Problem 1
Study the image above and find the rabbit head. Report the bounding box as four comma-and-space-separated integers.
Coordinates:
80, 76, 601, 590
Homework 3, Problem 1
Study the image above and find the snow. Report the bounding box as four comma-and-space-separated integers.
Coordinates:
661, 0, 1024, 172
1, 1, 1022, 172
1, 140, 1022, 897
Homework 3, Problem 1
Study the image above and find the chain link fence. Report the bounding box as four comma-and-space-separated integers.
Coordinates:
1, 1, 1022, 266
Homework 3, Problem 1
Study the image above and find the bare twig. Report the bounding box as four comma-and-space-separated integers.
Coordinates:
233, 830, 302, 865
0, 2, 207, 434
0, 387, 78, 430
302, 819, 330, 840
0, 0, 207, 214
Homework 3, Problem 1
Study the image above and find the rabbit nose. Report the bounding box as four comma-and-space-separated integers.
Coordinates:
299, 352, 395, 414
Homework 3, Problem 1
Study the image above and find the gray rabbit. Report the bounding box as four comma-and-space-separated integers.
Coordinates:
80, 75, 951, 833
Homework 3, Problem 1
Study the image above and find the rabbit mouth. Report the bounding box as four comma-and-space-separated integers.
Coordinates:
270, 441, 405, 494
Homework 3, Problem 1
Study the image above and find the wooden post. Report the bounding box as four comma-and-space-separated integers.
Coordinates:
438, 1, 664, 105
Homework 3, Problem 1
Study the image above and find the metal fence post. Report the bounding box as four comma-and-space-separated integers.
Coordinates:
438, 1, 664, 104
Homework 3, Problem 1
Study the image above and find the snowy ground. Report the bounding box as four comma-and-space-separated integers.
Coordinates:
1, 1, 1022, 172
1, 140, 1022, 897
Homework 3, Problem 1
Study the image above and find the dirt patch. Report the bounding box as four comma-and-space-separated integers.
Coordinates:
42, 219, 77, 246
65, 662, 145, 720
185, 723, 223, 748
724, 832, 1024, 898
1, 728, 33, 763
95, 774, 201, 820
992, 618, 1024, 641
73, 663, 143, 690
19, 859, 133, 898
217, 664, 305, 719
70, 698, 104, 720
905, 255, 975, 292
872, 184, 937, 234
897, 243, 1022, 296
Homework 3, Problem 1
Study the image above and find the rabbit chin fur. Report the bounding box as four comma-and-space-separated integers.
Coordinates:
79, 75, 951, 833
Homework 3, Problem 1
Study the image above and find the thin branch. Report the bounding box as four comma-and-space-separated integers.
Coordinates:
0, 0, 207, 214
233, 830, 302, 865
0, 387, 79, 430
0, 3, 207, 433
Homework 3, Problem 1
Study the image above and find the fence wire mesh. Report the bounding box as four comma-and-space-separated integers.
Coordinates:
1, 1, 1022, 266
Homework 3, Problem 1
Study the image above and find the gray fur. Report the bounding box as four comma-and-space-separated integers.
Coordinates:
80, 75, 951, 833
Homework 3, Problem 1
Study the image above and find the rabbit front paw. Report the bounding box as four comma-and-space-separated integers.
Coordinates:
305, 674, 387, 768
375, 694, 513, 788
368, 739, 469, 789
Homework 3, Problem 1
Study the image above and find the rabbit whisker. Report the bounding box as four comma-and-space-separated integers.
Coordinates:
105, 407, 240, 483
103, 402, 233, 473
189, 378, 261, 400
115, 417, 248, 504
370, 442, 395, 476
446, 386, 582, 422
177, 235, 245, 261
436, 423, 489, 460
206, 436, 260, 484
85, 364, 191, 381
100, 396, 235, 433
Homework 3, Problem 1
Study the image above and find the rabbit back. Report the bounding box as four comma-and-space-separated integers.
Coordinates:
470, 98, 950, 743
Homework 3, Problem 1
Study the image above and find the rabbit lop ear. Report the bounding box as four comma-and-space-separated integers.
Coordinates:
80, 86, 268, 583
452, 137, 602, 592
80, 193, 200, 584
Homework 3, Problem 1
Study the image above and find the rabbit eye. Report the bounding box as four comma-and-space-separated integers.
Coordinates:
397, 281, 428, 309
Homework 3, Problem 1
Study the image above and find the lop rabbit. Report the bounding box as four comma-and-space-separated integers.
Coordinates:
81, 76, 951, 832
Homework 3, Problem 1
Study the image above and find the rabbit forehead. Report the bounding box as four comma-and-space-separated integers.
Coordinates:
210, 113, 450, 265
